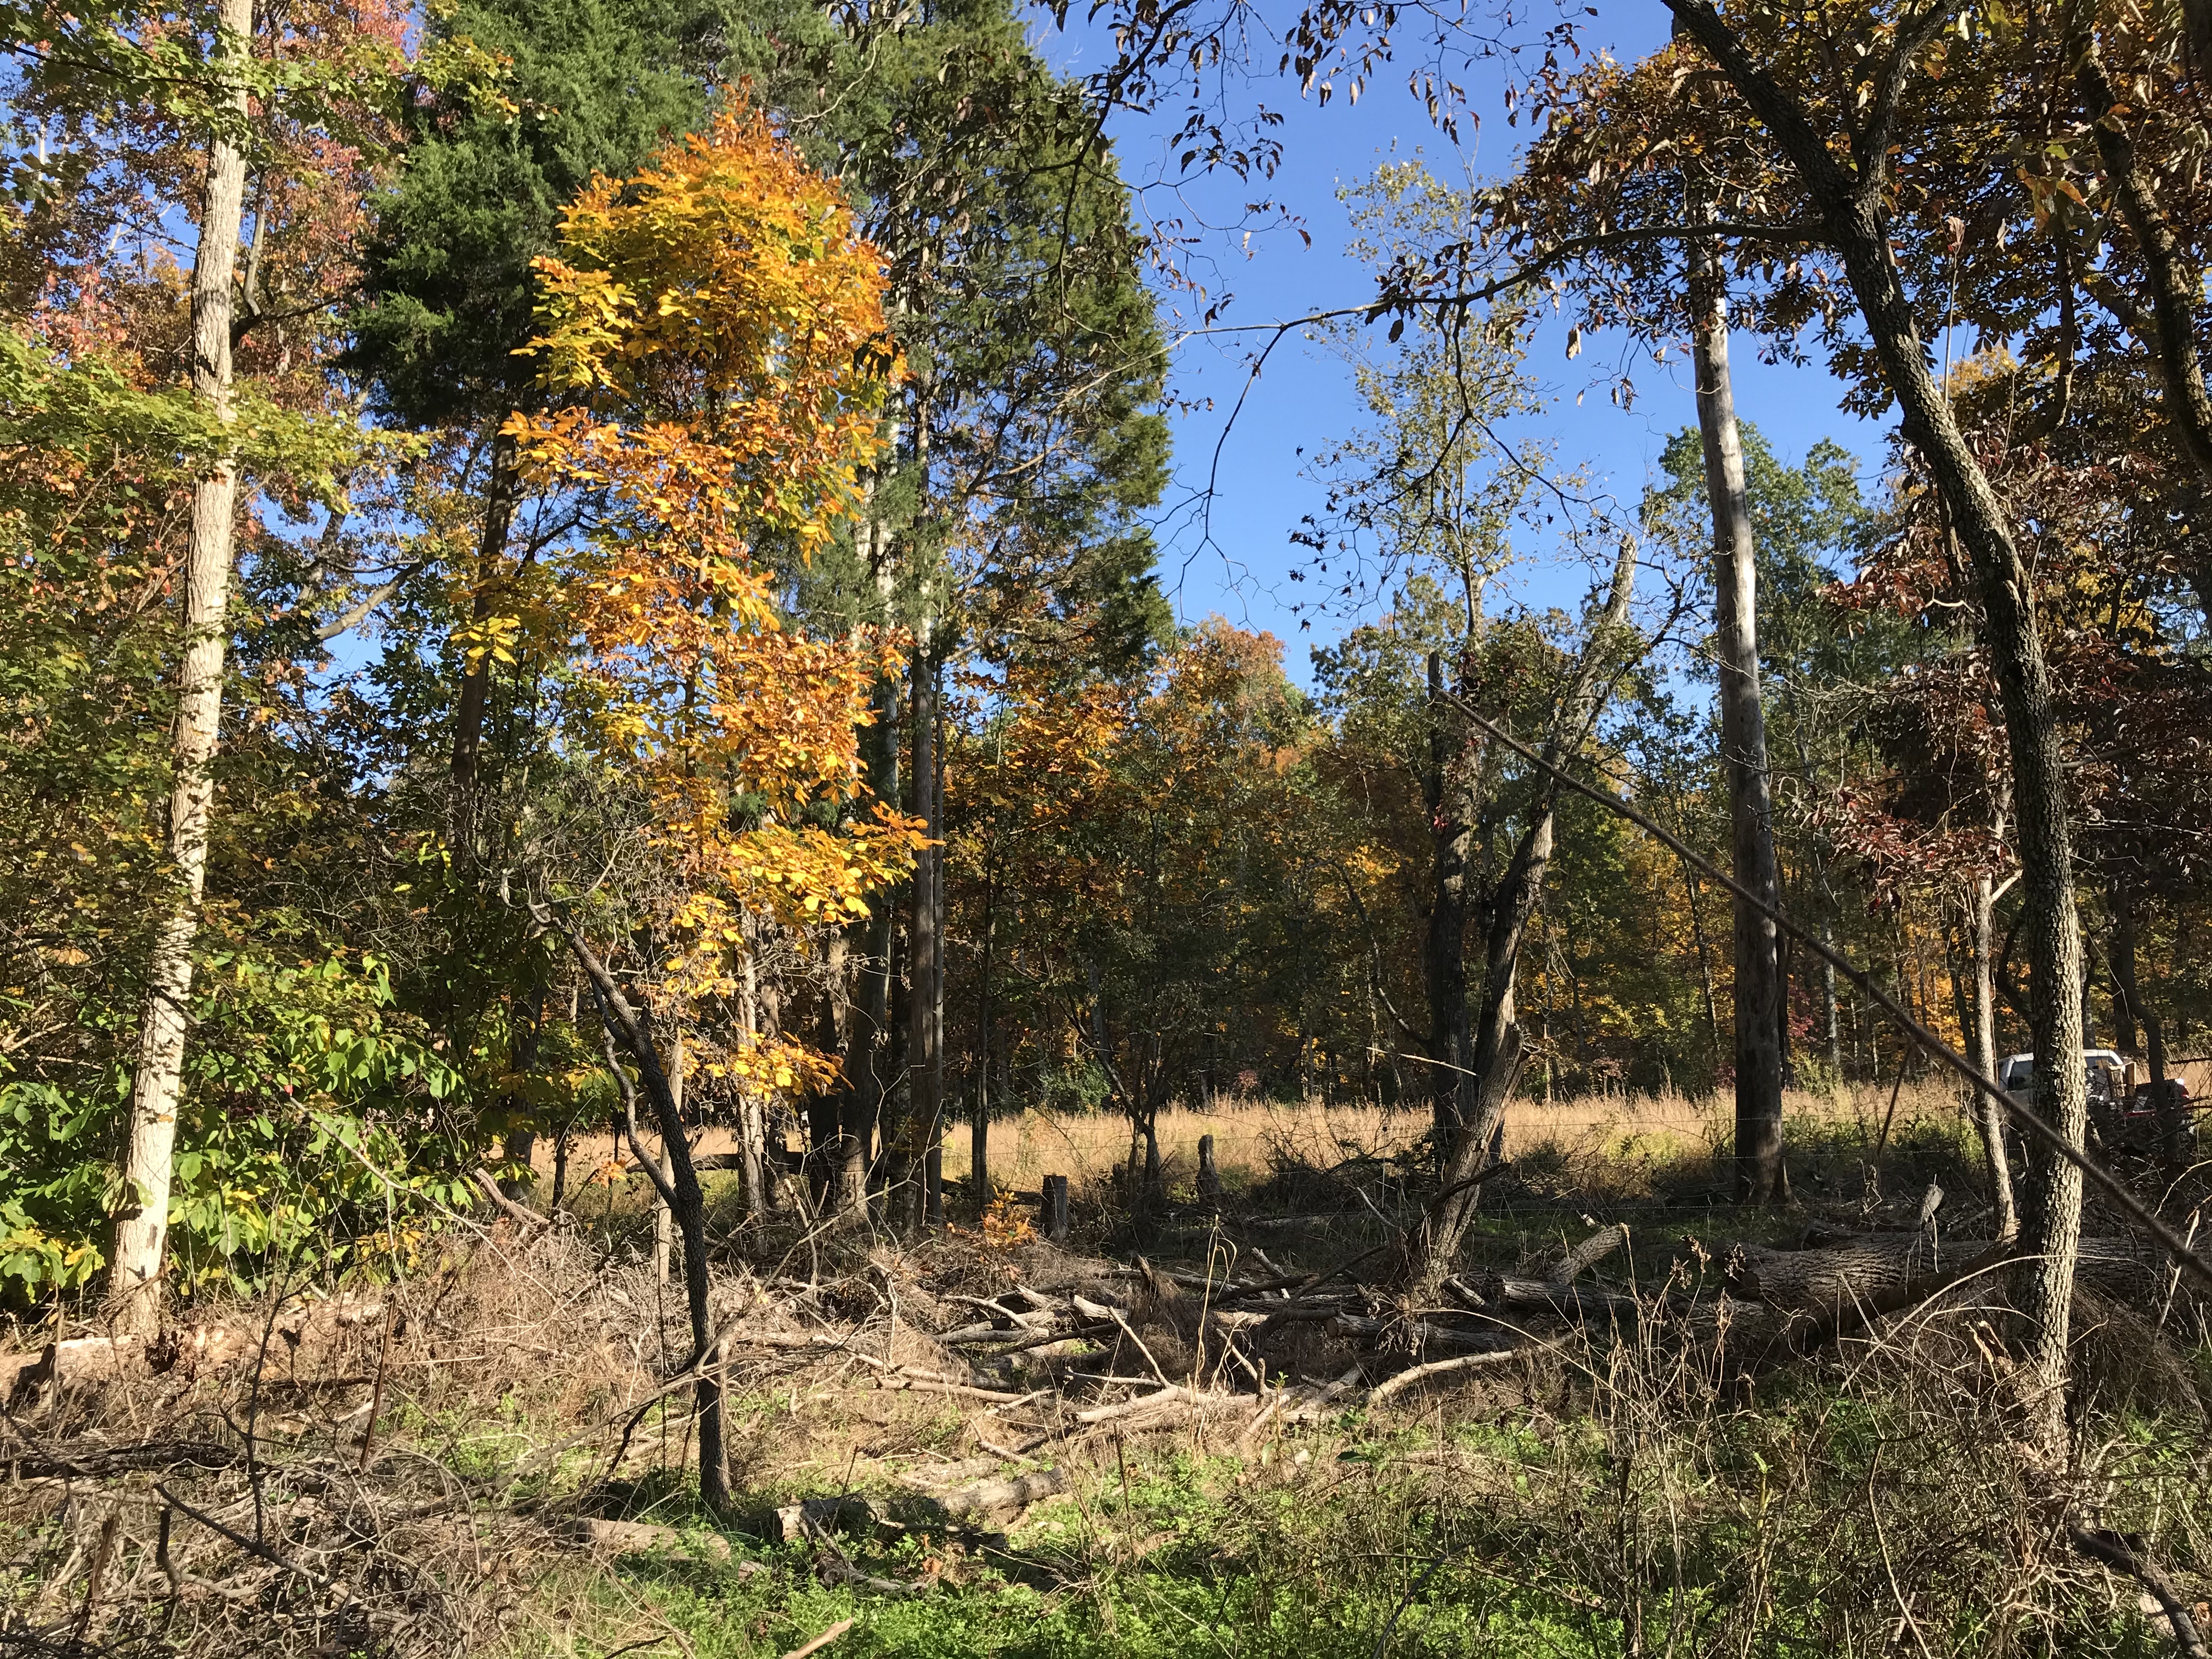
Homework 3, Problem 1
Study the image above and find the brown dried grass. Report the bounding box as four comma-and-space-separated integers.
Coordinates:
930, 1079, 1968, 1197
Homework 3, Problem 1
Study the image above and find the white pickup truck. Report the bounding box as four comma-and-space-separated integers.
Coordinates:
1996, 1049, 2202, 1152
1996, 1049, 2126, 1107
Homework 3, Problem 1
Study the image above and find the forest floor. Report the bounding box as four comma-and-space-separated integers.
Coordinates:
5, 1088, 2209, 1659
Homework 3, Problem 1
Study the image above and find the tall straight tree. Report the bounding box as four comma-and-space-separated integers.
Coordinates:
1685, 207, 1787, 1204
109, 0, 256, 1331
1455, 2, 2094, 1448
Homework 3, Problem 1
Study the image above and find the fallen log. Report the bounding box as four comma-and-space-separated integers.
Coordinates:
1720, 1230, 2176, 1318
1485, 1274, 1645, 1321
2, 1300, 388, 1407
0, 1436, 240, 1481
931, 1469, 1067, 1522
1071, 1384, 1244, 1427
1723, 1232, 1950, 1316
1328, 1314, 1515, 1357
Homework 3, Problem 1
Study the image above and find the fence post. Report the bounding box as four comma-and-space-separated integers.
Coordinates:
1042, 1173, 1070, 1244
1197, 1134, 1222, 1206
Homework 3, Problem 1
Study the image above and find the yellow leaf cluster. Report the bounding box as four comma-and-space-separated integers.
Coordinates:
511, 97, 922, 1081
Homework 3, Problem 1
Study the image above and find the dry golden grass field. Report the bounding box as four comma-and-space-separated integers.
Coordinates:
582, 1079, 1974, 1202
936, 1080, 1966, 1193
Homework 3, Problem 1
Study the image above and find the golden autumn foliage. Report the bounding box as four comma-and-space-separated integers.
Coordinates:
509, 100, 922, 1095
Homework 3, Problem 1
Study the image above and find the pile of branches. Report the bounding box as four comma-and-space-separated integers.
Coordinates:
0, 1232, 686, 1659
0, 1348, 507, 1659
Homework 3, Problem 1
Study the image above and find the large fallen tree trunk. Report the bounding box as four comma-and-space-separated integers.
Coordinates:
1723, 1231, 2175, 1319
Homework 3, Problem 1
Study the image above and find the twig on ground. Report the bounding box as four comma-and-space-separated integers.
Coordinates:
1365, 1348, 1534, 1406
782, 1618, 856, 1659
2071, 1527, 2212, 1659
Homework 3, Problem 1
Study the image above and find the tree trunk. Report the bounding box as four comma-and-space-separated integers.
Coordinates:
2110, 877, 2142, 1062
1822, 924, 1842, 1078
555, 927, 729, 1514
971, 874, 995, 1209
1689, 221, 1787, 1205
498, 986, 543, 1199
2108, 874, 2178, 1170
449, 428, 521, 847
738, 929, 766, 1218
1406, 545, 1635, 1288
2076, 40, 2212, 498
835, 461, 899, 1216
108, 0, 255, 1336
1970, 866, 2019, 1242
1421, 651, 1481, 1167
809, 930, 846, 1211
898, 646, 943, 1232
933, 688, 946, 1117
653, 1026, 681, 1286
838, 672, 898, 1215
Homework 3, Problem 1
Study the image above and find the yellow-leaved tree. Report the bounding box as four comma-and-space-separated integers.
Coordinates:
504, 101, 918, 1511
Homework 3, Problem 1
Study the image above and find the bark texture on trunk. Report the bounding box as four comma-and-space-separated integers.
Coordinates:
898, 647, 943, 1232
836, 484, 900, 1216
652, 1027, 681, 1286
1421, 650, 1481, 1166
970, 881, 995, 1209
1689, 229, 1787, 1205
837, 672, 898, 1215
1667, 0, 2085, 1448
109, 0, 256, 1335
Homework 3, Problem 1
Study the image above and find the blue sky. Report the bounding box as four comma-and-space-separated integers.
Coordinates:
1039, 3, 1892, 684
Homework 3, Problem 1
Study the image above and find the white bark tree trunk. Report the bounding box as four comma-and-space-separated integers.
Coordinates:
1970, 802, 2019, 1242
109, 0, 256, 1334
1689, 231, 1788, 1205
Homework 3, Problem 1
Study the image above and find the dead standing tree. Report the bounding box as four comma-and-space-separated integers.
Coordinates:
1685, 159, 1789, 1204
1407, 539, 1640, 1291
